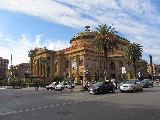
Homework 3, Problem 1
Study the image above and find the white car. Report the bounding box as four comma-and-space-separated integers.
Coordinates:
120, 79, 143, 93
55, 82, 65, 91
46, 82, 57, 90
64, 82, 75, 89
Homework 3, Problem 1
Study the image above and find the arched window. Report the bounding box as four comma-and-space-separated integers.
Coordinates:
65, 60, 69, 68
110, 62, 115, 70
127, 61, 131, 69
79, 58, 83, 66
119, 61, 123, 68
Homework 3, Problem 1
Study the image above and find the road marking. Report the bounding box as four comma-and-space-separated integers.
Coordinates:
43, 106, 48, 108
0, 92, 122, 116
12, 111, 18, 114
31, 108, 36, 110
19, 110, 23, 112
37, 107, 41, 109
62, 103, 66, 105
56, 104, 60, 106
25, 109, 29, 112
50, 105, 54, 107
67, 102, 72, 104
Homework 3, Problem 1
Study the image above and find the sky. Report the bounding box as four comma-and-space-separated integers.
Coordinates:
0, 0, 160, 67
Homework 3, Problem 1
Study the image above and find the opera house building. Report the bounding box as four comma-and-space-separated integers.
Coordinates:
30, 27, 147, 84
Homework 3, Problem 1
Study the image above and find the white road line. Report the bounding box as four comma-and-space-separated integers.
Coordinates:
31, 108, 36, 110
19, 110, 23, 112
25, 109, 29, 112
50, 105, 54, 107
68, 102, 72, 104
12, 111, 18, 113
62, 103, 66, 105
43, 106, 48, 108
56, 104, 59, 106
37, 107, 41, 109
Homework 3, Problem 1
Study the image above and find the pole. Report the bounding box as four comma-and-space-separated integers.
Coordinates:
149, 55, 153, 81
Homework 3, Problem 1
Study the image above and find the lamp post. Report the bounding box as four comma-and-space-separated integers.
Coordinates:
104, 71, 107, 81
84, 69, 89, 82
149, 55, 153, 81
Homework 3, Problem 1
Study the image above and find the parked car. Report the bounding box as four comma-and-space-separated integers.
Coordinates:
88, 81, 115, 95
55, 82, 65, 91
120, 79, 143, 93
141, 79, 153, 88
46, 82, 57, 90
64, 81, 75, 89
116, 80, 124, 89
155, 79, 160, 84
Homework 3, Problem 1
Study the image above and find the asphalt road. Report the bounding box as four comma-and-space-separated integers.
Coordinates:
0, 84, 160, 120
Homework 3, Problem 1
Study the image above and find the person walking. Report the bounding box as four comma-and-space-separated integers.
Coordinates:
35, 81, 40, 91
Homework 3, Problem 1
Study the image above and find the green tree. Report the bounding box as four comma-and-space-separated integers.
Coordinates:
28, 49, 35, 83
124, 42, 143, 78
91, 24, 119, 79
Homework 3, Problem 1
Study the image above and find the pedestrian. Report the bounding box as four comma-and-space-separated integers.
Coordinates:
35, 81, 40, 91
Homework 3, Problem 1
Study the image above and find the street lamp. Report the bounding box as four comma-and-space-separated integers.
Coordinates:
149, 55, 153, 81
84, 69, 90, 82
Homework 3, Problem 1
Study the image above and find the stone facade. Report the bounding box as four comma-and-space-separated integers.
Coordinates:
15, 63, 30, 80
31, 28, 148, 83
0, 57, 9, 80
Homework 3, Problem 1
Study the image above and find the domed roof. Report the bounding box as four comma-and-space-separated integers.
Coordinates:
70, 26, 96, 42
73, 30, 96, 39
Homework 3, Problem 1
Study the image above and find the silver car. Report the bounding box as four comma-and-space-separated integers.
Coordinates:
120, 79, 143, 93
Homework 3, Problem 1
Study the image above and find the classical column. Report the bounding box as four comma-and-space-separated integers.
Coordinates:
69, 57, 72, 78
37, 60, 39, 77
39, 61, 41, 77
76, 55, 79, 83
50, 56, 53, 78
83, 55, 86, 82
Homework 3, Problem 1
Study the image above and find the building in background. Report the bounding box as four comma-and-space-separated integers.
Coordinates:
15, 63, 30, 80
156, 64, 160, 76
0, 57, 9, 80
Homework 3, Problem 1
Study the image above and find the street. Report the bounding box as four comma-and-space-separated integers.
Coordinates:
0, 84, 160, 120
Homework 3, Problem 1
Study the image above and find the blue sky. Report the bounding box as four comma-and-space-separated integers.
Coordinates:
0, 0, 160, 66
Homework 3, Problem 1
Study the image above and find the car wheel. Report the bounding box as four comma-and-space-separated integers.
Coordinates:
140, 87, 143, 91
60, 87, 63, 91
46, 88, 49, 90
112, 88, 115, 93
120, 90, 124, 93
93, 91, 97, 95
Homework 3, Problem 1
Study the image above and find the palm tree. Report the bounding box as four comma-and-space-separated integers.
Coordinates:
124, 42, 143, 78
91, 24, 119, 79
28, 49, 35, 83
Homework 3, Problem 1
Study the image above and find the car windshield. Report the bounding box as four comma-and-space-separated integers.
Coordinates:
92, 82, 103, 87
141, 80, 145, 83
58, 82, 64, 85
141, 80, 149, 83
123, 80, 134, 84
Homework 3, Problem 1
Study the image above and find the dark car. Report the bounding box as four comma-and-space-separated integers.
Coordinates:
141, 79, 153, 88
88, 81, 115, 95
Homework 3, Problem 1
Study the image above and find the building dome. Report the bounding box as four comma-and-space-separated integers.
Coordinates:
70, 26, 96, 44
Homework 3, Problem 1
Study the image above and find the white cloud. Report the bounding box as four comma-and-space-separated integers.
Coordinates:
153, 56, 160, 62
0, 0, 160, 64
48, 41, 70, 50
0, 33, 70, 66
